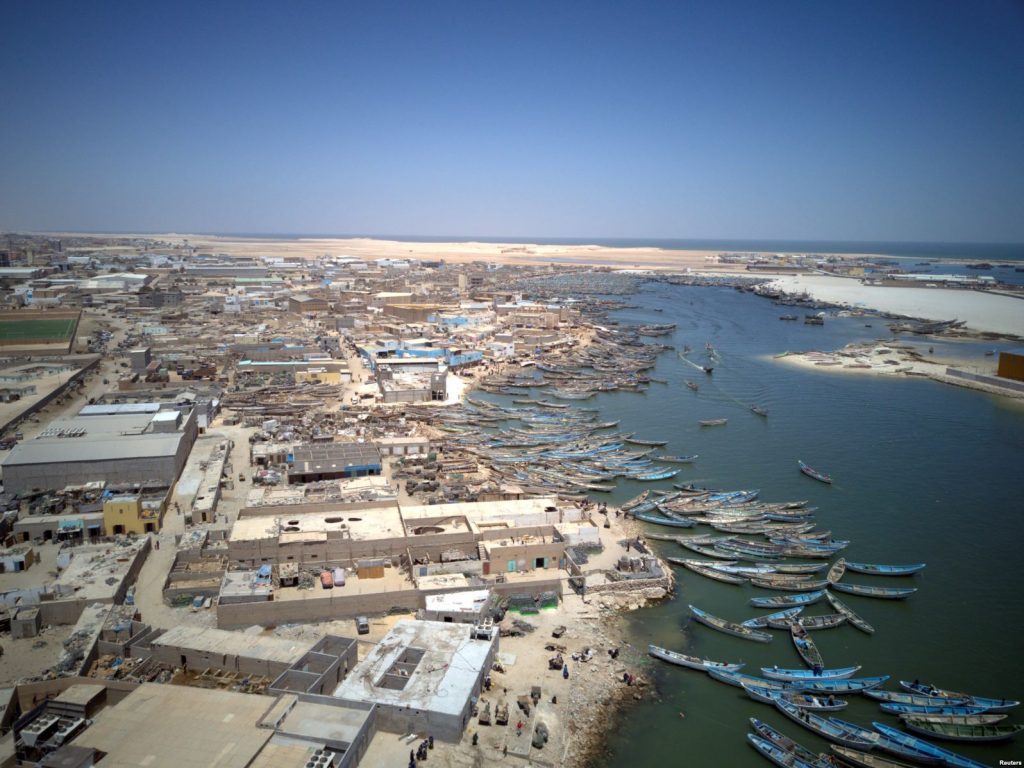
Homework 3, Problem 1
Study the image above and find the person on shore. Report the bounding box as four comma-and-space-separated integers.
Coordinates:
562, 662, 569, 679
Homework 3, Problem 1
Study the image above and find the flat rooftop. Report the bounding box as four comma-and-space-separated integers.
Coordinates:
153, 626, 313, 666
230, 505, 404, 543
70, 683, 273, 768
400, 496, 564, 527
53, 539, 148, 602
333, 619, 492, 717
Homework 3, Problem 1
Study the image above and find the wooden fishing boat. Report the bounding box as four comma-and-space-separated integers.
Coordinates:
685, 380, 699, 391
830, 582, 917, 600
826, 591, 875, 634
797, 676, 889, 694
901, 718, 1023, 742
773, 562, 830, 575
669, 559, 748, 584
751, 576, 830, 592
750, 719, 831, 767
844, 562, 926, 576
751, 590, 827, 608
707, 669, 789, 690
633, 467, 681, 481
656, 454, 699, 463
798, 459, 832, 484
879, 703, 992, 717
827, 558, 847, 583
689, 604, 773, 642
899, 680, 1020, 712
699, 418, 728, 426
746, 733, 821, 768
774, 700, 878, 749
620, 490, 650, 510
633, 511, 695, 528
767, 613, 846, 631
898, 714, 1007, 726
744, 682, 849, 711
741, 607, 805, 628
762, 666, 862, 682
864, 690, 970, 707
751, 405, 769, 417
871, 722, 991, 768
646, 644, 745, 672
830, 744, 918, 768
679, 540, 740, 559
791, 623, 825, 668
624, 437, 669, 446
779, 315, 799, 321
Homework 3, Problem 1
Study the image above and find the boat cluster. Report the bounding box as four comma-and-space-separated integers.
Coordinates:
644, 490, 1019, 766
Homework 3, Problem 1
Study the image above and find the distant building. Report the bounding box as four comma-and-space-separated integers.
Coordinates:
1, 404, 198, 494
288, 293, 329, 314
287, 442, 382, 483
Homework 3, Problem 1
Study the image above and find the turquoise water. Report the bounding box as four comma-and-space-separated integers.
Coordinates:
496, 283, 1024, 766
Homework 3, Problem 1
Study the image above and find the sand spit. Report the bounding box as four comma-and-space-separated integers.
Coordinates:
766, 274, 1024, 337
774, 341, 1024, 400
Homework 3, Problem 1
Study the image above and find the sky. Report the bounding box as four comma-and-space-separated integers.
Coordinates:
1, 1, 1023, 242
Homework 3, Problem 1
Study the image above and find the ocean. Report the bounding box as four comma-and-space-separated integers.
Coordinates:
480, 282, 1024, 766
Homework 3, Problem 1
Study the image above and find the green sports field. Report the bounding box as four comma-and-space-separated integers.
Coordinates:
0, 318, 77, 342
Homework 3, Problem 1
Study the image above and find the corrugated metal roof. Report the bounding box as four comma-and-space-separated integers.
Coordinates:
2, 434, 185, 465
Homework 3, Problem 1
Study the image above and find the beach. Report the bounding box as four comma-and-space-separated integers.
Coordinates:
764, 274, 1024, 337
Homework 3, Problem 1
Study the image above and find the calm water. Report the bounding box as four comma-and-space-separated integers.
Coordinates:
500, 284, 1024, 767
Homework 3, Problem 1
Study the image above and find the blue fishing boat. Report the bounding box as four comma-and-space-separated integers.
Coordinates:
741, 607, 805, 628
899, 680, 1019, 712
746, 733, 820, 768
878, 703, 991, 716
774, 700, 877, 749
864, 690, 970, 707
708, 669, 788, 689
844, 562, 926, 576
872, 722, 991, 768
762, 666, 862, 682
797, 676, 890, 694
749, 719, 829, 767
742, 682, 848, 711
633, 467, 681, 481
633, 511, 695, 528
750, 590, 827, 608
830, 582, 917, 600
656, 454, 698, 463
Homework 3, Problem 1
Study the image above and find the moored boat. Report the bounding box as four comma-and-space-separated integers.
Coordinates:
844, 562, 926, 576
898, 713, 1007, 726
899, 680, 1019, 712
633, 511, 696, 527
689, 604, 773, 642
762, 665, 862, 682
743, 682, 849, 711
741, 606, 805, 628
646, 644, 745, 672
830, 582, 917, 600
864, 690, 969, 707
798, 459, 833, 484
798, 676, 890, 694
699, 418, 728, 426
871, 722, 991, 768
830, 744, 918, 768
751, 576, 830, 592
774, 700, 878, 749
768, 613, 846, 631
657, 454, 699, 463
751, 590, 827, 608
749, 719, 831, 766
746, 733, 821, 768
827, 558, 846, 583
791, 623, 825, 669
826, 591, 875, 634
670, 558, 748, 584
901, 718, 1023, 742
879, 703, 991, 717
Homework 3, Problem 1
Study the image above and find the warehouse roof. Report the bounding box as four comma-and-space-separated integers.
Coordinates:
290, 442, 381, 471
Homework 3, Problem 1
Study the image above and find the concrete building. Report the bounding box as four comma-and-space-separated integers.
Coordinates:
102, 484, 173, 535
333, 619, 498, 742
150, 625, 314, 678
288, 443, 382, 483
288, 293, 330, 314
420, 589, 491, 624
1, 404, 198, 494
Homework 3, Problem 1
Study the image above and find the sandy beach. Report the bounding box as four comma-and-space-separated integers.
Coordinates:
765, 274, 1024, 337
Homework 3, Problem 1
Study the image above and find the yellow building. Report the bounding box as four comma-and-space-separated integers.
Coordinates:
295, 368, 343, 385
103, 489, 169, 535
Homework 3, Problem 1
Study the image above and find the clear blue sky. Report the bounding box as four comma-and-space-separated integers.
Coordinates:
1, 1, 1022, 241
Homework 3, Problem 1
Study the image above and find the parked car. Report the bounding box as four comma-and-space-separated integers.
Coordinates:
356, 616, 370, 635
